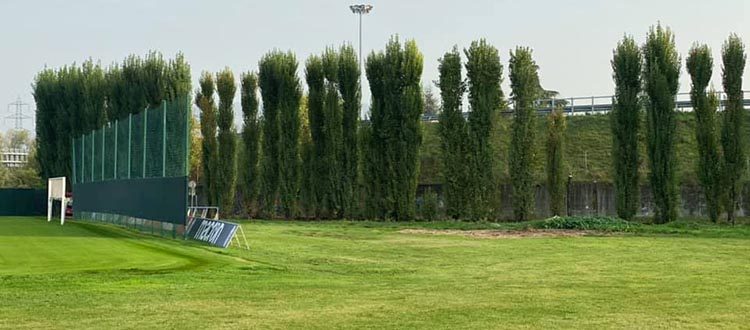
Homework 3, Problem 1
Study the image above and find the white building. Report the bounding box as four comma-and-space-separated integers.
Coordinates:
1, 147, 29, 168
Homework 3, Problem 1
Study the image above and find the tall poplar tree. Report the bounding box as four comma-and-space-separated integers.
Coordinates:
338, 44, 361, 218
364, 37, 424, 220
437, 46, 468, 219
643, 24, 680, 224
720, 34, 746, 225
687, 44, 722, 222
215, 69, 237, 215
464, 39, 503, 219
258, 52, 302, 218
240, 72, 261, 217
259, 53, 282, 216
305, 55, 327, 216
509, 47, 540, 222
611, 36, 642, 220
195, 72, 218, 206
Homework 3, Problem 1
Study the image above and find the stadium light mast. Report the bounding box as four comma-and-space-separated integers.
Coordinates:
349, 4, 373, 75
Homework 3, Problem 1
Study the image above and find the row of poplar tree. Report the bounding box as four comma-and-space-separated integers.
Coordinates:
199, 39, 427, 220
611, 25, 746, 224
33, 52, 192, 182
436, 40, 566, 222
32, 27, 745, 223
198, 36, 564, 221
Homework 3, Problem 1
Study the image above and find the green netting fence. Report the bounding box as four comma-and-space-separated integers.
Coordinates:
71, 96, 190, 184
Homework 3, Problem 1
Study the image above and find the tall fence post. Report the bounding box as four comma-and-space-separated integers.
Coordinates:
128, 114, 132, 179
91, 133, 95, 182
81, 137, 85, 183
101, 128, 105, 180
185, 94, 190, 177
162, 100, 167, 177
114, 121, 118, 179
143, 107, 148, 178
72, 138, 77, 184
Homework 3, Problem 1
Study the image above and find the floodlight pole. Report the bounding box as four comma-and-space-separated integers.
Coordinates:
350, 4, 373, 111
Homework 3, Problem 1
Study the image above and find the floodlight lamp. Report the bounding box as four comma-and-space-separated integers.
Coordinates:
350, 4, 373, 14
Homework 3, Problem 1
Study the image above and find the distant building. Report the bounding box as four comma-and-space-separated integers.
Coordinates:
1, 147, 29, 168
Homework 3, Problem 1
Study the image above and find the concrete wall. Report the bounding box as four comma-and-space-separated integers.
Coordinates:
420, 182, 749, 220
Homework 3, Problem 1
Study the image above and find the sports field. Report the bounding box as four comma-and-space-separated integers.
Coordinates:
1, 217, 749, 329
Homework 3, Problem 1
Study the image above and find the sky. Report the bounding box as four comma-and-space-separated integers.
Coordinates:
0, 0, 747, 133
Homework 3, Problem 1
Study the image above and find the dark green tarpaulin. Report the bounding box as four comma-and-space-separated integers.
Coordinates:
0, 189, 46, 216
73, 177, 187, 225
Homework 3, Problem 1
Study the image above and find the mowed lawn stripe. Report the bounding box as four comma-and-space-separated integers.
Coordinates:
0, 218, 205, 275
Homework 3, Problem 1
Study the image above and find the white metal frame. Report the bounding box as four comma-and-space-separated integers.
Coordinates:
231, 225, 250, 250
47, 177, 66, 225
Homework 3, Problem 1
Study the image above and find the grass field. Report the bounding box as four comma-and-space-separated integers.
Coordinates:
1, 217, 750, 329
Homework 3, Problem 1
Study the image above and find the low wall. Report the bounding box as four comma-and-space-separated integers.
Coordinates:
420, 182, 748, 220
0, 188, 46, 216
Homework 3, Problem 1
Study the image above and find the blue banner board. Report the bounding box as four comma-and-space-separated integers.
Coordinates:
186, 217, 239, 248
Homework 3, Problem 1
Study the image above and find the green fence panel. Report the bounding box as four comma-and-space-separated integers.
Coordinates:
130, 111, 144, 179
116, 118, 129, 179
166, 97, 189, 177
145, 104, 164, 178
83, 132, 93, 183
71, 97, 190, 237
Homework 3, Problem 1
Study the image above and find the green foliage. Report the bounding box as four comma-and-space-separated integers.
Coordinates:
720, 34, 746, 225
364, 36, 424, 220
165, 53, 192, 101
643, 24, 680, 224
305, 51, 345, 218
32, 69, 60, 181
0, 132, 42, 188
533, 216, 636, 231
33, 52, 191, 185
611, 36, 642, 220
215, 69, 237, 215
437, 46, 469, 219
338, 44, 361, 218
195, 72, 218, 206
299, 97, 316, 218
418, 188, 441, 221
464, 39, 504, 220
189, 116, 202, 182
259, 51, 301, 218
509, 47, 540, 221
687, 44, 722, 222
240, 72, 261, 217
546, 107, 566, 216
305, 55, 325, 216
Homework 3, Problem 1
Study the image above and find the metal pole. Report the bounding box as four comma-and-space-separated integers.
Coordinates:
114, 121, 118, 179
72, 138, 76, 184
101, 129, 105, 180
128, 114, 132, 179
143, 108, 148, 178
91, 133, 94, 182
162, 101, 167, 177
359, 13, 362, 70
81, 137, 85, 183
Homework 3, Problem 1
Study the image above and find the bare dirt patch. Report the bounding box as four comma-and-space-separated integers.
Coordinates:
399, 228, 599, 239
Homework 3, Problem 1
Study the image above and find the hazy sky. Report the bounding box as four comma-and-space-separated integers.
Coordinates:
0, 0, 747, 132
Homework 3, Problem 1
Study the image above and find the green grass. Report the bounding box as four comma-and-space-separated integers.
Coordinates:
2, 217, 750, 329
